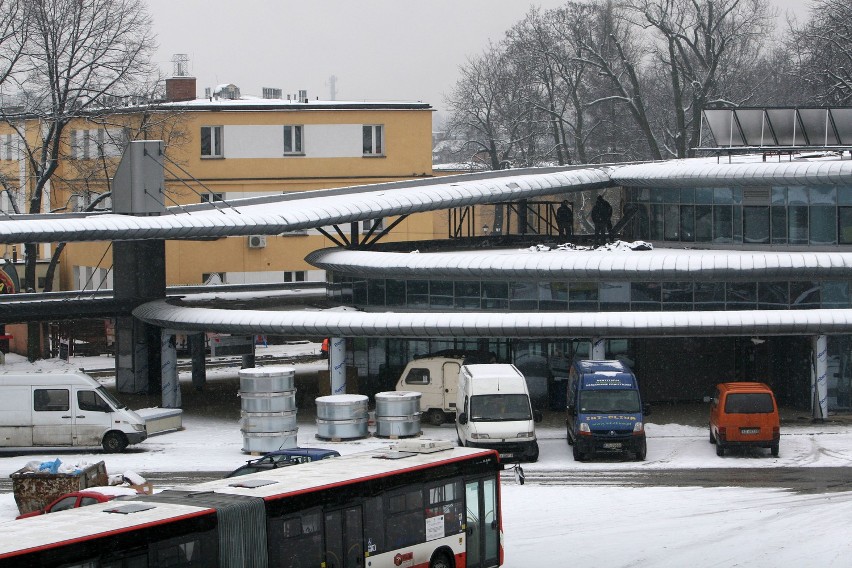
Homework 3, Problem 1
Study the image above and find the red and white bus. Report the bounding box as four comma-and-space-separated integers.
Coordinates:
0, 440, 503, 568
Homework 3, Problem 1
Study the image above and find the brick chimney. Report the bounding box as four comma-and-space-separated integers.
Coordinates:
165, 76, 197, 102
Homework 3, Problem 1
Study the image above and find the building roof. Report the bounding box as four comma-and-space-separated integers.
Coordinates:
133, 299, 852, 338
306, 246, 852, 282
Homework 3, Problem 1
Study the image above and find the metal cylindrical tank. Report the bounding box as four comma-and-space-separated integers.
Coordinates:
315, 394, 369, 440
373, 391, 421, 438
316, 417, 370, 440
239, 366, 296, 393
375, 415, 421, 438
241, 411, 298, 433
375, 391, 421, 417
240, 391, 297, 413
239, 367, 299, 454
316, 394, 368, 421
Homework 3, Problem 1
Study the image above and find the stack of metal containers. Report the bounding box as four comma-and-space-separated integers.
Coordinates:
238, 366, 298, 453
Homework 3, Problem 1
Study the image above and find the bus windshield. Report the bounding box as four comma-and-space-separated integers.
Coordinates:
578, 389, 641, 413
470, 394, 532, 421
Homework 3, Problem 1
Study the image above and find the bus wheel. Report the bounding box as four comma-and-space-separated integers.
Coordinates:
103, 431, 128, 453
430, 551, 453, 568
427, 409, 445, 426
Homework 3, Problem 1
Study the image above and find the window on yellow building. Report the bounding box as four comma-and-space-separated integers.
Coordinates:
283, 125, 303, 154
362, 125, 383, 155
201, 126, 223, 158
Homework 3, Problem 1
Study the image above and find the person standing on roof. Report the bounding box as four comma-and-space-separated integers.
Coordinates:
556, 200, 573, 239
591, 195, 613, 246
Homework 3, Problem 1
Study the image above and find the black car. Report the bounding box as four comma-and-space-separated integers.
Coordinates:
225, 447, 341, 478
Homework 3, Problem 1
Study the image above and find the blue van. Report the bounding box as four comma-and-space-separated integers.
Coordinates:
565, 360, 651, 461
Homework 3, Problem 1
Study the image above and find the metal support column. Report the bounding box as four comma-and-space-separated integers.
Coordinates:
190, 333, 207, 391
161, 330, 181, 408
330, 337, 346, 395
812, 335, 828, 421
591, 337, 606, 359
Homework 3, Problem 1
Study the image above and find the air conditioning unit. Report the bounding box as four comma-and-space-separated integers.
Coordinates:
247, 235, 267, 248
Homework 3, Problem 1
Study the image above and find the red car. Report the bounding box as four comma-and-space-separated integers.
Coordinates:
16, 487, 139, 520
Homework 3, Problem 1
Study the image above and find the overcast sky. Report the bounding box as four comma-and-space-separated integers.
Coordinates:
145, 0, 810, 126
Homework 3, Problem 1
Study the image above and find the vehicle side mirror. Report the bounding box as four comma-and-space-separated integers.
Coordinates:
643, 403, 652, 417
533, 410, 543, 423
458, 412, 468, 425
567, 404, 576, 415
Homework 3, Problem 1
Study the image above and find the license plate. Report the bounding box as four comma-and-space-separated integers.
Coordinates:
740, 428, 760, 435
602, 442, 622, 449
499, 453, 514, 459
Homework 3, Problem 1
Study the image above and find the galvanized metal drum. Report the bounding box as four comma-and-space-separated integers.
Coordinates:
375, 391, 421, 417
241, 430, 298, 454
241, 411, 298, 433
375, 415, 421, 438
238, 366, 296, 393
241, 391, 297, 413
315, 394, 368, 421
315, 417, 369, 440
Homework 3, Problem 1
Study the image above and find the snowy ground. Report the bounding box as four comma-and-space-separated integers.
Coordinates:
2, 347, 852, 566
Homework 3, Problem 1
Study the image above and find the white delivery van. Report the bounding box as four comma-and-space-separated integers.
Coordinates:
0, 372, 147, 452
395, 356, 463, 425
455, 364, 542, 462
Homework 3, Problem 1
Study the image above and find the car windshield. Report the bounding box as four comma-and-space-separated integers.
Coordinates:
578, 389, 641, 413
96, 386, 123, 409
725, 392, 774, 414
469, 394, 531, 421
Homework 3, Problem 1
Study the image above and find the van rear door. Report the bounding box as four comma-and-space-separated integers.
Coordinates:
0, 386, 33, 446
32, 386, 73, 445
442, 360, 460, 411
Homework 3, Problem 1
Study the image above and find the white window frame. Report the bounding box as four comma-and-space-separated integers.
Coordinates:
200, 193, 224, 203
283, 125, 304, 155
201, 126, 224, 158
362, 124, 384, 156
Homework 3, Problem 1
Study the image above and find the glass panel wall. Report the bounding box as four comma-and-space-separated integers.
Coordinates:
331, 274, 852, 312
629, 185, 852, 247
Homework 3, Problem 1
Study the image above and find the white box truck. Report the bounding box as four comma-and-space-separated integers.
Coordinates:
394, 356, 463, 426
455, 364, 542, 462
0, 372, 147, 452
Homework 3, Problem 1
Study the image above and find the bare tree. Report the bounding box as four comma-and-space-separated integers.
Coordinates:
444, 42, 543, 170
792, 1, 852, 105
0, 0, 28, 88
0, 0, 156, 359
568, 0, 665, 160
625, 0, 775, 157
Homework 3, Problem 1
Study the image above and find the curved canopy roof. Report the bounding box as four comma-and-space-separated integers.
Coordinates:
612, 158, 852, 188
134, 300, 852, 338
0, 166, 612, 244
306, 247, 852, 283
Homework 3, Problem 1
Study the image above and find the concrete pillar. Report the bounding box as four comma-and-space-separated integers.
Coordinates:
812, 335, 828, 421
591, 337, 606, 360
330, 337, 346, 395
190, 333, 207, 391
112, 141, 166, 395
113, 239, 165, 395
160, 330, 180, 408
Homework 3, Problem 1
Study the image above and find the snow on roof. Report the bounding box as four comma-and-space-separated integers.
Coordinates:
611, 154, 852, 187
306, 244, 852, 282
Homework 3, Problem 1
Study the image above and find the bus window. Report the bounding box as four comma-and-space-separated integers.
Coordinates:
426, 480, 464, 539
363, 497, 385, 554
386, 488, 425, 549
273, 509, 323, 567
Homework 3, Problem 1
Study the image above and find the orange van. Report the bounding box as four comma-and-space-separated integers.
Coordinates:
707, 382, 780, 457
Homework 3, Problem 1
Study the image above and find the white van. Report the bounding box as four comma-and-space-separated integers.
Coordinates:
0, 372, 147, 453
455, 364, 542, 462
395, 356, 463, 425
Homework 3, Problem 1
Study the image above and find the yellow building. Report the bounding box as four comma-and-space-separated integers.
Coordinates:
2, 77, 439, 291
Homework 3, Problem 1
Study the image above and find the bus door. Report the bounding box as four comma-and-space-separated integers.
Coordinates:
324, 505, 364, 568
465, 477, 499, 568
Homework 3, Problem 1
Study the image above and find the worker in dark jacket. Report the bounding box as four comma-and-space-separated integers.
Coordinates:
556, 200, 573, 238
591, 196, 613, 246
